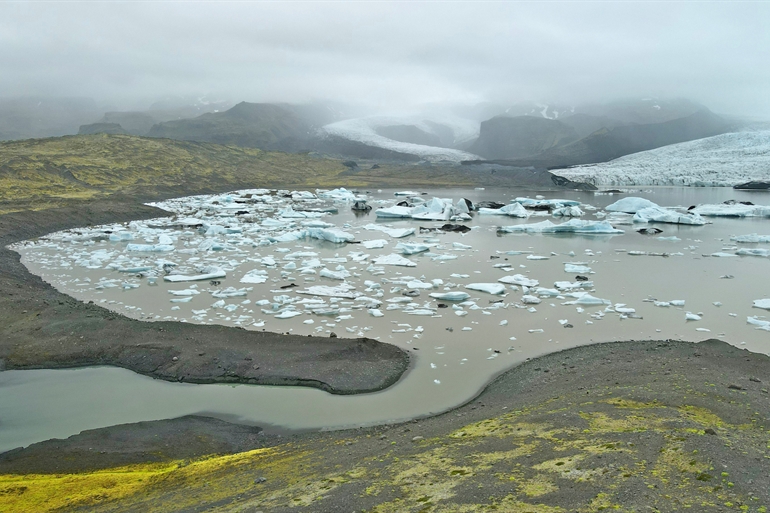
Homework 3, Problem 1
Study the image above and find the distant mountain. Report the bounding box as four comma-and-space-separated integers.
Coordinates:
576, 98, 705, 125
468, 116, 579, 160
466, 108, 732, 169
0, 97, 101, 140
537, 108, 731, 168
146, 101, 348, 152
78, 123, 128, 135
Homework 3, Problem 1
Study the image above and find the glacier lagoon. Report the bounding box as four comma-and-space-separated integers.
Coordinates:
3, 185, 770, 452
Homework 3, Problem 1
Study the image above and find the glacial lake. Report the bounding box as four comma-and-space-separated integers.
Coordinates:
2, 186, 770, 453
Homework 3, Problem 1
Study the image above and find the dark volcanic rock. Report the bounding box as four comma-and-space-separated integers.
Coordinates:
78, 122, 128, 135
469, 116, 579, 160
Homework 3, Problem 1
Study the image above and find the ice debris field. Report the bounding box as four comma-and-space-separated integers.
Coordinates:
13, 187, 770, 404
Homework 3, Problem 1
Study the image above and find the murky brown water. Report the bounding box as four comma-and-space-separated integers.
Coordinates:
2, 186, 770, 452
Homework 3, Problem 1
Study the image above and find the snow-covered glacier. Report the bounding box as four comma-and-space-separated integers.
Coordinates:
320, 115, 481, 163
552, 130, 770, 187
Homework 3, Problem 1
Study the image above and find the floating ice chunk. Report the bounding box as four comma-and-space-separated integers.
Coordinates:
731, 234, 770, 243
563, 293, 611, 306
695, 328, 711, 332
633, 207, 706, 225
747, 316, 770, 330
654, 301, 671, 307
306, 227, 354, 243
516, 197, 580, 208
429, 291, 470, 301
465, 283, 506, 295
454, 310, 468, 316
452, 242, 473, 250
279, 207, 325, 219
614, 304, 636, 314
275, 310, 303, 319
670, 300, 685, 307
430, 254, 458, 261
521, 295, 541, 304
170, 296, 192, 303
296, 284, 360, 299
498, 274, 539, 287
526, 255, 549, 260
564, 263, 592, 273
552, 206, 583, 217
375, 206, 415, 218
168, 288, 200, 296
498, 219, 623, 234
212, 287, 249, 298
479, 203, 529, 217
319, 268, 351, 280
692, 204, 764, 217
753, 299, 770, 310
109, 231, 135, 241
736, 248, 770, 257
362, 239, 388, 249
534, 287, 561, 297
500, 320, 508, 326
317, 188, 357, 201
710, 252, 736, 258
240, 269, 268, 284
368, 309, 384, 317
164, 267, 226, 282
126, 243, 174, 252
394, 191, 422, 196
656, 236, 681, 242
605, 197, 659, 213
395, 243, 431, 255
406, 280, 434, 289
685, 312, 701, 321
373, 254, 417, 267
362, 224, 416, 238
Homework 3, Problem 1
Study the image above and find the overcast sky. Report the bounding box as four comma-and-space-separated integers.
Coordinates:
1, 1, 768, 117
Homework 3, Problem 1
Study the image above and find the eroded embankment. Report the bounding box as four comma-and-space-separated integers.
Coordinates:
2, 339, 769, 512
0, 201, 409, 394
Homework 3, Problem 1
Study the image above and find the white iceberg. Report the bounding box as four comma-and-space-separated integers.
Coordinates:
126, 243, 175, 252
498, 274, 539, 287
731, 234, 770, 243
605, 197, 659, 213
240, 269, 268, 284
164, 267, 226, 283
373, 254, 417, 267
296, 284, 361, 299
753, 299, 770, 310
362, 224, 416, 238
362, 239, 388, 249
737, 248, 770, 257
498, 219, 623, 234
479, 203, 529, 217
395, 243, 432, 255
375, 206, 415, 218
429, 291, 471, 301
306, 227, 355, 243
633, 207, 706, 225
465, 283, 506, 295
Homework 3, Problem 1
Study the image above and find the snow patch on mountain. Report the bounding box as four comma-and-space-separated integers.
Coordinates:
321, 115, 480, 163
552, 130, 770, 187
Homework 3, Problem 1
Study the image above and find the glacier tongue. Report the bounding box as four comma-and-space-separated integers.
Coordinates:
552, 130, 770, 187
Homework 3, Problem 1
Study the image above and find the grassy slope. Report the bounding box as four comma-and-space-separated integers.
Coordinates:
0, 134, 520, 214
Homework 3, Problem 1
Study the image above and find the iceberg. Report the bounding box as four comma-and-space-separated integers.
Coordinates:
498, 274, 539, 287
126, 243, 175, 252
240, 270, 268, 284
362, 224, 416, 238
562, 293, 611, 306
753, 299, 770, 310
375, 206, 415, 218
692, 204, 770, 217
316, 188, 357, 201
395, 243, 432, 255
737, 248, 770, 257
362, 239, 388, 249
306, 227, 355, 243
465, 283, 506, 295
429, 291, 471, 301
731, 234, 770, 243
478, 203, 529, 217
296, 284, 361, 299
633, 207, 707, 225
498, 219, 623, 234
373, 254, 417, 267
564, 263, 592, 273
605, 197, 659, 213
164, 267, 226, 283
552, 206, 584, 217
